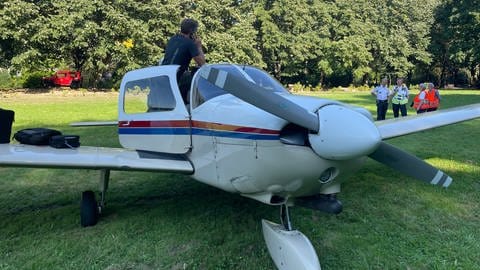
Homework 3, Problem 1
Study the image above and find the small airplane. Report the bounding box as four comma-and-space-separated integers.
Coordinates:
1, 63, 480, 270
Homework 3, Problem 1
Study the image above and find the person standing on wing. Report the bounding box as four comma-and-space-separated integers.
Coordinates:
161, 18, 206, 103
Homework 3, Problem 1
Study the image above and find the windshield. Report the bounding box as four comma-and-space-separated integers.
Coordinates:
239, 65, 288, 94
191, 64, 288, 108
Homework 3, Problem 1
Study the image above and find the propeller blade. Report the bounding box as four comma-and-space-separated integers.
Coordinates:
198, 66, 319, 132
368, 142, 452, 187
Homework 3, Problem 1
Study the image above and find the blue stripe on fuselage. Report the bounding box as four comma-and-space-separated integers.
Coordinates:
192, 128, 279, 140
119, 127, 279, 140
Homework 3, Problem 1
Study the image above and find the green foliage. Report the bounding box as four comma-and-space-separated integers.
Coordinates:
350, 84, 372, 92
288, 82, 325, 92
190, 1, 263, 66
288, 82, 304, 92
0, 0, 478, 88
21, 71, 48, 88
430, 0, 480, 87
0, 69, 13, 89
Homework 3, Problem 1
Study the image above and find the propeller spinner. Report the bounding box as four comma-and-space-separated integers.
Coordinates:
309, 104, 381, 160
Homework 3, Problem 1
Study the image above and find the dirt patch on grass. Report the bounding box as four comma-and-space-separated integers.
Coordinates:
2, 87, 117, 95
1, 88, 118, 102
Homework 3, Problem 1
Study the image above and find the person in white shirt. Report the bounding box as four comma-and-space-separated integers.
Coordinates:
371, 78, 391, 120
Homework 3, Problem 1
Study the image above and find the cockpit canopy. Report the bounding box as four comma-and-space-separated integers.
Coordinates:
190, 64, 289, 109
120, 64, 290, 115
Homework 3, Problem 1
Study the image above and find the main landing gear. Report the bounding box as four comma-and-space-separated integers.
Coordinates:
80, 169, 110, 227
262, 204, 321, 270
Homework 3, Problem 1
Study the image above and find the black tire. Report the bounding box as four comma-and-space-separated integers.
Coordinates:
70, 80, 80, 89
80, 190, 99, 227
42, 79, 51, 88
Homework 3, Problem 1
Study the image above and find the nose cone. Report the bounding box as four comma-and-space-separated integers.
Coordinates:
308, 105, 381, 160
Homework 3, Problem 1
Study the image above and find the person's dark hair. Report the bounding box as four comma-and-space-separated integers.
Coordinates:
180, 18, 198, 35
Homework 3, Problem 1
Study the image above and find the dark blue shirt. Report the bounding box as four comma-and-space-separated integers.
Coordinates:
161, 34, 200, 79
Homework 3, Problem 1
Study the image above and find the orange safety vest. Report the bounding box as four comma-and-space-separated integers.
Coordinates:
413, 90, 430, 110
426, 89, 440, 109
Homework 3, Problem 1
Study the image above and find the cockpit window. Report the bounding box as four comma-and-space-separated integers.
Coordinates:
124, 75, 176, 114
190, 64, 288, 109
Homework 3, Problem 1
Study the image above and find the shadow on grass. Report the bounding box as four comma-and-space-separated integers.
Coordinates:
0, 167, 275, 232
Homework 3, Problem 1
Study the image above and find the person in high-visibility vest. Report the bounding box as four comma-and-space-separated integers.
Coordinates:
390, 78, 409, 118
426, 83, 441, 112
371, 78, 391, 120
412, 83, 429, 114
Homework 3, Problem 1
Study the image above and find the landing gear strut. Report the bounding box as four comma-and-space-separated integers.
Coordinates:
262, 203, 321, 270
80, 169, 110, 227
280, 204, 292, 231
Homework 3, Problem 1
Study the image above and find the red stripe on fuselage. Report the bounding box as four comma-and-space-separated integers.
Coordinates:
192, 121, 279, 134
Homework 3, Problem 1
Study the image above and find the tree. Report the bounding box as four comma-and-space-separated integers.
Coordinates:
33, 0, 169, 86
431, 0, 480, 87
0, 0, 478, 88
253, 0, 333, 86
0, 0, 44, 70
189, 0, 263, 66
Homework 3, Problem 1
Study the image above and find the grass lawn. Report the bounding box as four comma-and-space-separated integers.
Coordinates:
0, 89, 479, 270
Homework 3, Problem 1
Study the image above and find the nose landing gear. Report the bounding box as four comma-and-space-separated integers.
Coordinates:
262, 204, 321, 270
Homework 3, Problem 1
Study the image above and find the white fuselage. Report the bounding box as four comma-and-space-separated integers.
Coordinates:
117, 64, 370, 205
188, 94, 366, 204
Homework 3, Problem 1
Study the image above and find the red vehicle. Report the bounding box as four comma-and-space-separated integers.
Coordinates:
42, 70, 82, 89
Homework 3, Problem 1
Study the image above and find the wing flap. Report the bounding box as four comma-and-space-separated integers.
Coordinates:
376, 103, 480, 139
0, 144, 193, 173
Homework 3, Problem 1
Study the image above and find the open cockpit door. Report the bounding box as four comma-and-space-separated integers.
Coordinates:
118, 65, 191, 154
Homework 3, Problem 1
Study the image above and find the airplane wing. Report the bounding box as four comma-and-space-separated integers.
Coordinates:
0, 144, 193, 173
376, 103, 480, 140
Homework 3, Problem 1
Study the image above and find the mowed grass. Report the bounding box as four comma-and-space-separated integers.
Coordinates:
0, 89, 479, 270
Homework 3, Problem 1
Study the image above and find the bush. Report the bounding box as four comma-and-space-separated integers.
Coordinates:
454, 69, 471, 87
0, 69, 14, 89
288, 82, 325, 92
22, 71, 48, 88
329, 87, 345, 92
351, 85, 371, 91
288, 82, 304, 92
97, 78, 114, 89
312, 85, 324, 91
